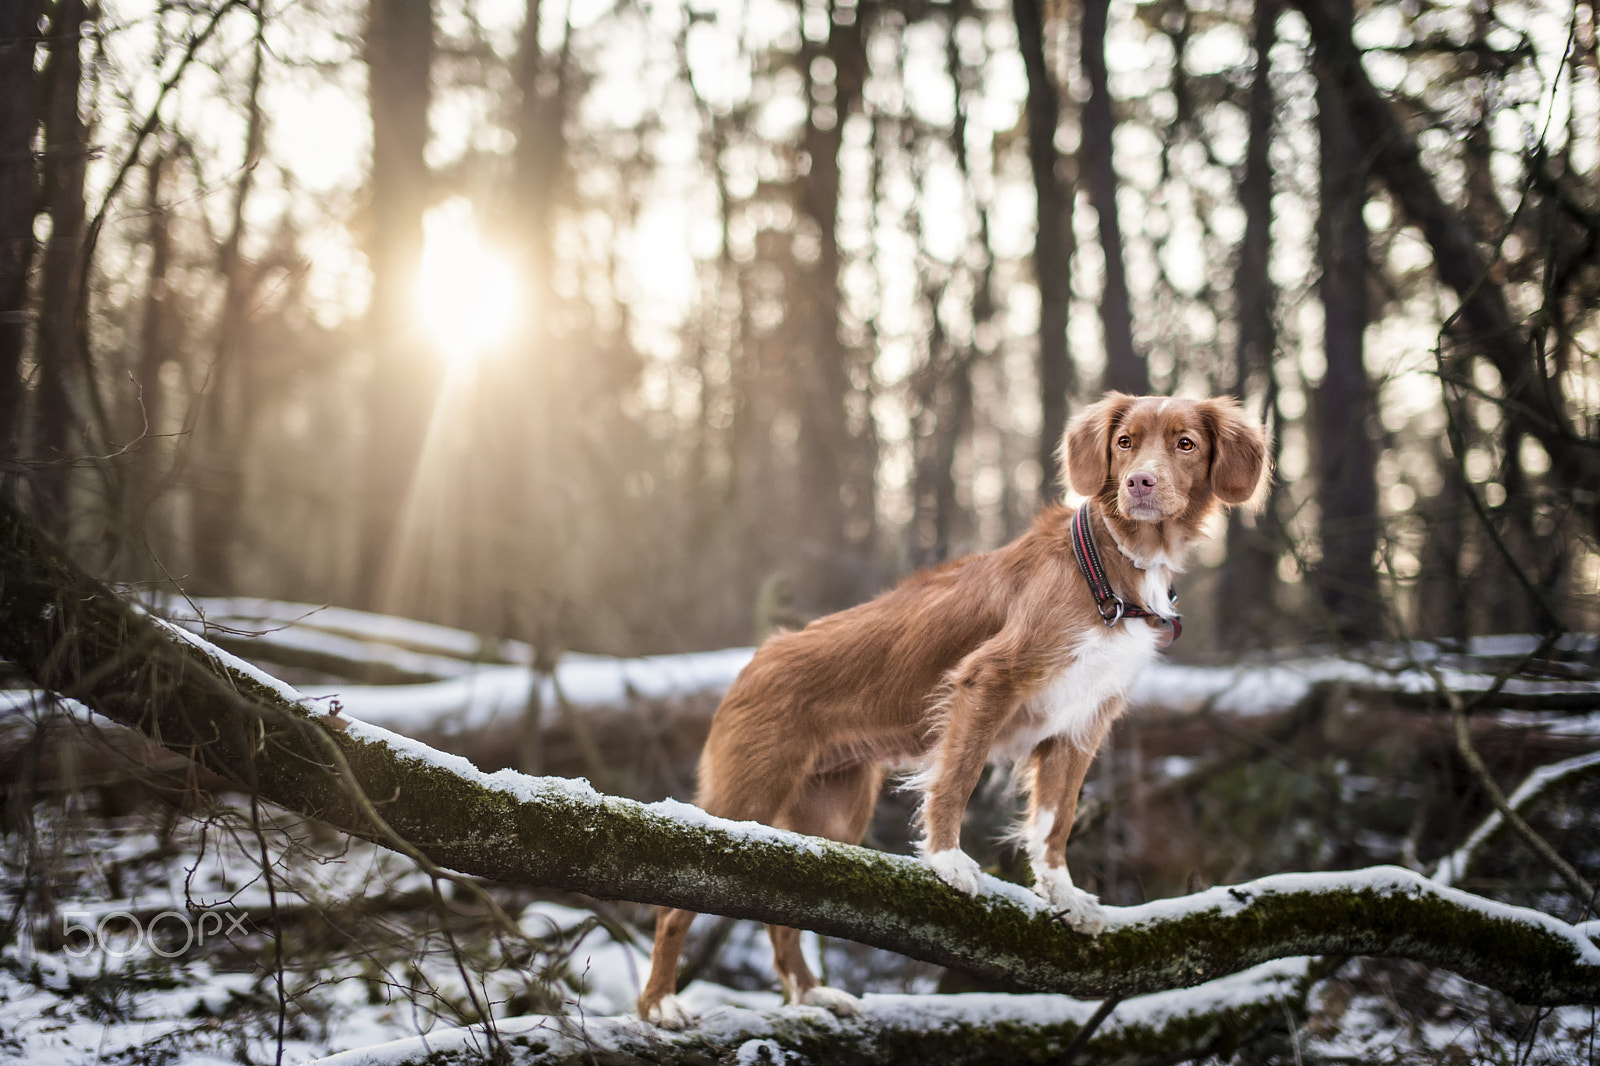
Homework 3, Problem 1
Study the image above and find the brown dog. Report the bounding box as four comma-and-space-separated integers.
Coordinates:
637, 393, 1268, 1027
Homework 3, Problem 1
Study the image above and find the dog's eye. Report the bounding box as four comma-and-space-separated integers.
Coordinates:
1116, 435, 1132, 449
1177, 437, 1195, 452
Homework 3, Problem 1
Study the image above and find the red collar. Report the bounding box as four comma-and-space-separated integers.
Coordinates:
1070, 502, 1181, 647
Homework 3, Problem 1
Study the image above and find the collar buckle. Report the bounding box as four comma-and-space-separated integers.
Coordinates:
1097, 595, 1126, 627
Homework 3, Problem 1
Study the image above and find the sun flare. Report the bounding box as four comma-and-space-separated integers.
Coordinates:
416, 197, 519, 367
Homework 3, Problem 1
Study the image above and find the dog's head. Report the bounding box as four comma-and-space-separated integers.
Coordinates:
1059, 392, 1268, 524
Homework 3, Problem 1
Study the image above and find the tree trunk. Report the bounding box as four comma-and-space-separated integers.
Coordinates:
1080, 0, 1148, 397
30, 0, 88, 537
1220, 0, 1282, 644
121, 149, 176, 578
2, 492, 1599, 1009
359, 0, 437, 606
793, 0, 872, 614
1011, 0, 1075, 498
512, 0, 558, 311
1311, 0, 1379, 642
0, 0, 42, 468
1418, 437, 1468, 639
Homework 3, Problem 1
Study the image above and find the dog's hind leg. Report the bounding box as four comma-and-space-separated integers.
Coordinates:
636, 906, 696, 1028
766, 762, 885, 1016
638, 711, 815, 1028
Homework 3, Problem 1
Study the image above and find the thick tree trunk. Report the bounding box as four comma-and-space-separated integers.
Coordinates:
359, 0, 437, 606
2, 493, 1600, 1009
1220, 0, 1282, 643
1311, 0, 1379, 642
30, 0, 88, 537
0, 0, 42, 467
1011, 0, 1075, 498
1080, 0, 1148, 396
793, 0, 872, 613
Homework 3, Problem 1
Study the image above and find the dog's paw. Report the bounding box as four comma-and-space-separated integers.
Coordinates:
924, 848, 984, 896
1035, 865, 1106, 936
639, 993, 693, 1030
801, 985, 862, 1017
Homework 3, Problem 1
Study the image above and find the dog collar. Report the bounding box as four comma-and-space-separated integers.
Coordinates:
1070, 502, 1181, 646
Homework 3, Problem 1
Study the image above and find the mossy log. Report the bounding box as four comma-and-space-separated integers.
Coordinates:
3, 496, 1599, 1011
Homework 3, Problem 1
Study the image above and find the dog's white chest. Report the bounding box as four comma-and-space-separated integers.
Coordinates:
995, 623, 1160, 760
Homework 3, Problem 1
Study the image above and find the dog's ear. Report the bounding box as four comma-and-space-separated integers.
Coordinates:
1199, 397, 1269, 507
1059, 392, 1134, 498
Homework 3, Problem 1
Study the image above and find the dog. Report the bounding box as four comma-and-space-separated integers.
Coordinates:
637, 392, 1268, 1028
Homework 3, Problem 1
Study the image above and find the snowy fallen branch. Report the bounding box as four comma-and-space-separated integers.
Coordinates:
1434, 749, 1600, 889
111, 596, 1600, 740
304, 960, 1315, 1066
3, 496, 1600, 1014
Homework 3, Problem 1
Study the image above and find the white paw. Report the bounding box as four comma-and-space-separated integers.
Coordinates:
924, 848, 984, 896
801, 985, 862, 1017
1035, 864, 1106, 935
642, 993, 693, 1030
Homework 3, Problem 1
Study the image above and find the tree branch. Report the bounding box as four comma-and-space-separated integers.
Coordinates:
1287, 0, 1600, 524
303, 964, 1310, 1066
1448, 693, 1596, 906
1436, 748, 1600, 891
3, 495, 1600, 1007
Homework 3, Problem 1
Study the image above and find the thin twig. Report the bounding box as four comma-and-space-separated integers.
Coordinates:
1058, 994, 1122, 1065
248, 793, 288, 1066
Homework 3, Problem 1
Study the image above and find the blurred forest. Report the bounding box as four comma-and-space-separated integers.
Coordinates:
4, 0, 1600, 1062
1, 0, 1596, 656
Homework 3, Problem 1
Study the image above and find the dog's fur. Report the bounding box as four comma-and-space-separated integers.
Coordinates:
637, 393, 1268, 1028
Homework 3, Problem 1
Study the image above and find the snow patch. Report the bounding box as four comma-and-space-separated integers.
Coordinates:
735, 1037, 793, 1064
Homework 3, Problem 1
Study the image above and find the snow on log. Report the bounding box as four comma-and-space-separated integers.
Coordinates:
3, 496, 1600, 1010
303, 960, 1313, 1066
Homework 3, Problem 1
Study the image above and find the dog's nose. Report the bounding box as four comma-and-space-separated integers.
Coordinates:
1126, 471, 1157, 497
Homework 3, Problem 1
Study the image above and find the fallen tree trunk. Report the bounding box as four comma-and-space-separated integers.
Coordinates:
2, 496, 1599, 1007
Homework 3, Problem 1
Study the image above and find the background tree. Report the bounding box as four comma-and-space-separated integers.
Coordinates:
360, 0, 437, 606
0, 0, 42, 466
1013, 0, 1075, 500
1310, 0, 1379, 641
30, 0, 90, 538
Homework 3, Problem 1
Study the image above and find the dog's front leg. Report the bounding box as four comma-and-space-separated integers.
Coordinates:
917, 645, 1033, 895
1022, 712, 1116, 935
